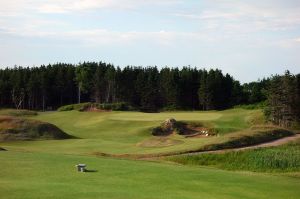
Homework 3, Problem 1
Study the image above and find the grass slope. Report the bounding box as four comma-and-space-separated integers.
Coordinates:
1, 109, 269, 155
0, 116, 73, 141
0, 109, 299, 199
167, 139, 300, 172
0, 151, 299, 199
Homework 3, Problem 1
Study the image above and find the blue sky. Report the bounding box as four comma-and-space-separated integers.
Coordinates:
0, 0, 299, 82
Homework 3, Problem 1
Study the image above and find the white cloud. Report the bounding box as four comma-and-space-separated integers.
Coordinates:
1, 0, 300, 55
0, 19, 204, 46
174, 1, 300, 33
275, 37, 300, 48
0, 0, 182, 15
37, 0, 125, 13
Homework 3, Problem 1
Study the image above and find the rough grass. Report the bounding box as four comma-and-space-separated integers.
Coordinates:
0, 109, 37, 117
199, 128, 294, 152
167, 139, 300, 173
0, 116, 73, 141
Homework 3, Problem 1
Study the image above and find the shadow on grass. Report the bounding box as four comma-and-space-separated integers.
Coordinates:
85, 169, 98, 172
0, 147, 6, 151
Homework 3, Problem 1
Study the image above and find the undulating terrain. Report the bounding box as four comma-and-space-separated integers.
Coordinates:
0, 108, 299, 199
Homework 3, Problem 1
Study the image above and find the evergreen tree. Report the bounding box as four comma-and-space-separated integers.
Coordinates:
75, 63, 93, 103
266, 71, 299, 127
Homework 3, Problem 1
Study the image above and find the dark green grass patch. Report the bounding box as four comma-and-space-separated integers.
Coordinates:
57, 102, 92, 111
168, 139, 300, 172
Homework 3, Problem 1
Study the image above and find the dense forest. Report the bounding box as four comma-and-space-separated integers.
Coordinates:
0, 62, 268, 111
265, 71, 300, 128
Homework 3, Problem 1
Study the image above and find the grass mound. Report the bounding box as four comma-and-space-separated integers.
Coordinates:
0, 147, 6, 151
0, 116, 73, 141
201, 129, 294, 151
0, 109, 37, 117
167, 139, 300, 172
152, 118, 215, 137
137, 137, 184, 147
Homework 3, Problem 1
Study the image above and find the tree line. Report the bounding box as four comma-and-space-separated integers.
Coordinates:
0, 62, 276, 112
0, 62, 263, 111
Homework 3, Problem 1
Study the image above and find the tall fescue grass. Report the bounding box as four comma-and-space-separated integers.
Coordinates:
168, 140, 300, 172
199, 129, 294, 151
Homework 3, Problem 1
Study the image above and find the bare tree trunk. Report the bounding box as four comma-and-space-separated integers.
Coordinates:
78, 86, 81, 104
42, 94, 45, 112
12, 89, 25, 109
106, 82, 111, 103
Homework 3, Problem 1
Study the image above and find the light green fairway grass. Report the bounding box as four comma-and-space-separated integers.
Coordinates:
1, 109, 299, 199
1, 109, 258, 155
0, 150, 299, 199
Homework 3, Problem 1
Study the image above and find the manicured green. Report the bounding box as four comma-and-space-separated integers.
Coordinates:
167, 140, 300, 172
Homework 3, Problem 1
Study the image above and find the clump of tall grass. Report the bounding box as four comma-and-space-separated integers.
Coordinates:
168, 140, 300, 172
200, 129, 294, 151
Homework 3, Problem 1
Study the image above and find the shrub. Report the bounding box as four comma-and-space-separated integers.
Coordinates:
57, 102, 92, 111
57, 104, 75, 111
234, 101, 266, 110
161, 105, 178, 111
58, 102, 133, 111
